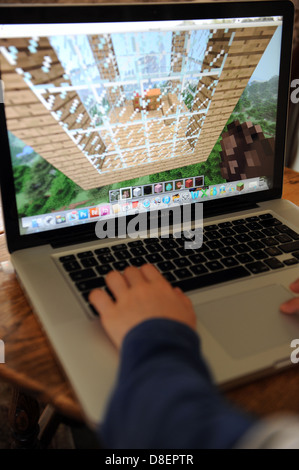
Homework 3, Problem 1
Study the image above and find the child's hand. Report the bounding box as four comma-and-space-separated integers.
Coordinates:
89, 264, 196, 349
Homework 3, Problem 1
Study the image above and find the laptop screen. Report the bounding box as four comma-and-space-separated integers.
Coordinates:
0, 12, 283, 236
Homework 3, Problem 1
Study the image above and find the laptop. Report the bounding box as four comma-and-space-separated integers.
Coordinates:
0, 1, 298, 428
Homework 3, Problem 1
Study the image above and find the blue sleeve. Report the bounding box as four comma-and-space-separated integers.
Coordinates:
98, 318, 256, 449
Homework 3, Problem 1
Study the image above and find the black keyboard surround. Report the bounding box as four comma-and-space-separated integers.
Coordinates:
57, 213, 299, 318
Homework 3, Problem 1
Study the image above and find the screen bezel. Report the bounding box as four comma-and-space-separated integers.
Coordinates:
0, 1, 294, 253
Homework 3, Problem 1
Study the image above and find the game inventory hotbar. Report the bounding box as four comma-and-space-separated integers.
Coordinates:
0, 23, 277, 189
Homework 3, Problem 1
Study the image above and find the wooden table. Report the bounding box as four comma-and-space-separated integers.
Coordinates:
0, 167, 299, 447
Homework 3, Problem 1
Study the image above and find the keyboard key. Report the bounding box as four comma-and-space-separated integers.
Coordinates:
247, 240, 265, 250
249, 231, 265, 240
162, 249, 179, 260
235, 234, 252, 243
280, 241, 299, 253
172, 266, 250, 292
263, 237, 279, 247
218, 247, 236, 257
251, 250, 268, 260
222, 236, 236, 246
264, 258, 284, 269
246, 222, 262, 231
205, 250, 221, 260
96, 264, 113, 275
145, 253, 163, 264
245, 216, 260, 222
69, 268, 96, 281
234, 243, 249, 254
112, 243, 127, 251
130, 256, 146, 267
77, 251, 94, 258
219, 228, 236, 237
222, 257, 239, 268
246, 261, 270, 274
259, 218, 282, 228
275, 234, 293, 244
293, 251, 299, 260
206, 260, 223, 271
259, 213, 273, 219
264, 246, 282, 256
232, 219, 246, 225
160, 239, 179, 249
204, 224, 218, 231
81, 257, 98, 268
144, 238, 159, 244
63, 260, 81, 272
76, 277, 106, 291
173, 257, 191, 268
146, 243, 163, 253
189, 253, 207, 264
206, 240, 224, 250
114, 250, 131, 260
127, 240, 143, 247
262, 227, 279, 237
157, 261, 176, 272
218, 221, 233, 228
113, 261, 129, 271
284, 258, 298, 266
59, 254, 76, 263
190, 265, 208, 275
174, 268, 192, 279
94, 247, 111, 255
130, 246, 148, 256
205, 230, 219, 240
233, 225, 248, 234
235, 253, 254, 263
97, 253, 115, 264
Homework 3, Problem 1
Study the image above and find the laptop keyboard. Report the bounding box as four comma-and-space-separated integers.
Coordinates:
58, 213, 299, 317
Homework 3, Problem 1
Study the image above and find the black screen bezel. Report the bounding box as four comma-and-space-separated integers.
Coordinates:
0, 1, 294, 253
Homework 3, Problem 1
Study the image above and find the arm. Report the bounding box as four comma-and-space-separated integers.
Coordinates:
89, 265, 255, 449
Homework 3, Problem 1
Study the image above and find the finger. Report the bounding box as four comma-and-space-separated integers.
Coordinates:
290, 278, 299, 294
89, 288, 114, 315
105, 270, 129, 299
280, 298, 299, 315
122, 266, 147, 287
140, 263, 167, 283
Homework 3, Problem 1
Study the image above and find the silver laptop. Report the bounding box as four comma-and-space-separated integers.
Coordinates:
0, 2, 298, 428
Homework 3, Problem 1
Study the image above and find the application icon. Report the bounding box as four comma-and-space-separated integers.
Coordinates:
154, 183, 163, 193
143, 199, 150, 208
56, 215, 66, 224
219, 185, 226, 194
200, 188, 208, 198
175, 180, 183, 190
132, 201, 139, 209
237, 182, 244, 192
89, 207, 100, 218
165, 182, 173, 191
154, 197, 161, 205
210, 187, 217, 196
122, 202, 131, 212
68, 210, 78, 221
31, 218, 43, 228
121, 187, 132, 199
190, 190, 200, 200
162, 196, 171, 204
181, 192, 190, 201
100, 205, 110, 216
112, 204, 120, 214
78, 209, 89, 220
172, 194, 180, 202
44, 215, 55, 226
143, 185, 152, 195
133, 187, 142, 197
109, 189, 120, 202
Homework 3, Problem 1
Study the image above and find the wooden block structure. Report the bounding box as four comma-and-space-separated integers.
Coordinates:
0, 25, 277, 190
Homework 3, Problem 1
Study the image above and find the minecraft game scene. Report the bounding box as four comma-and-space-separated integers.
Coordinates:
0, 16, 282, 232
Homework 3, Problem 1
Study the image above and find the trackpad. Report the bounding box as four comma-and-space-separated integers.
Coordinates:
196, 285, 299, 359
